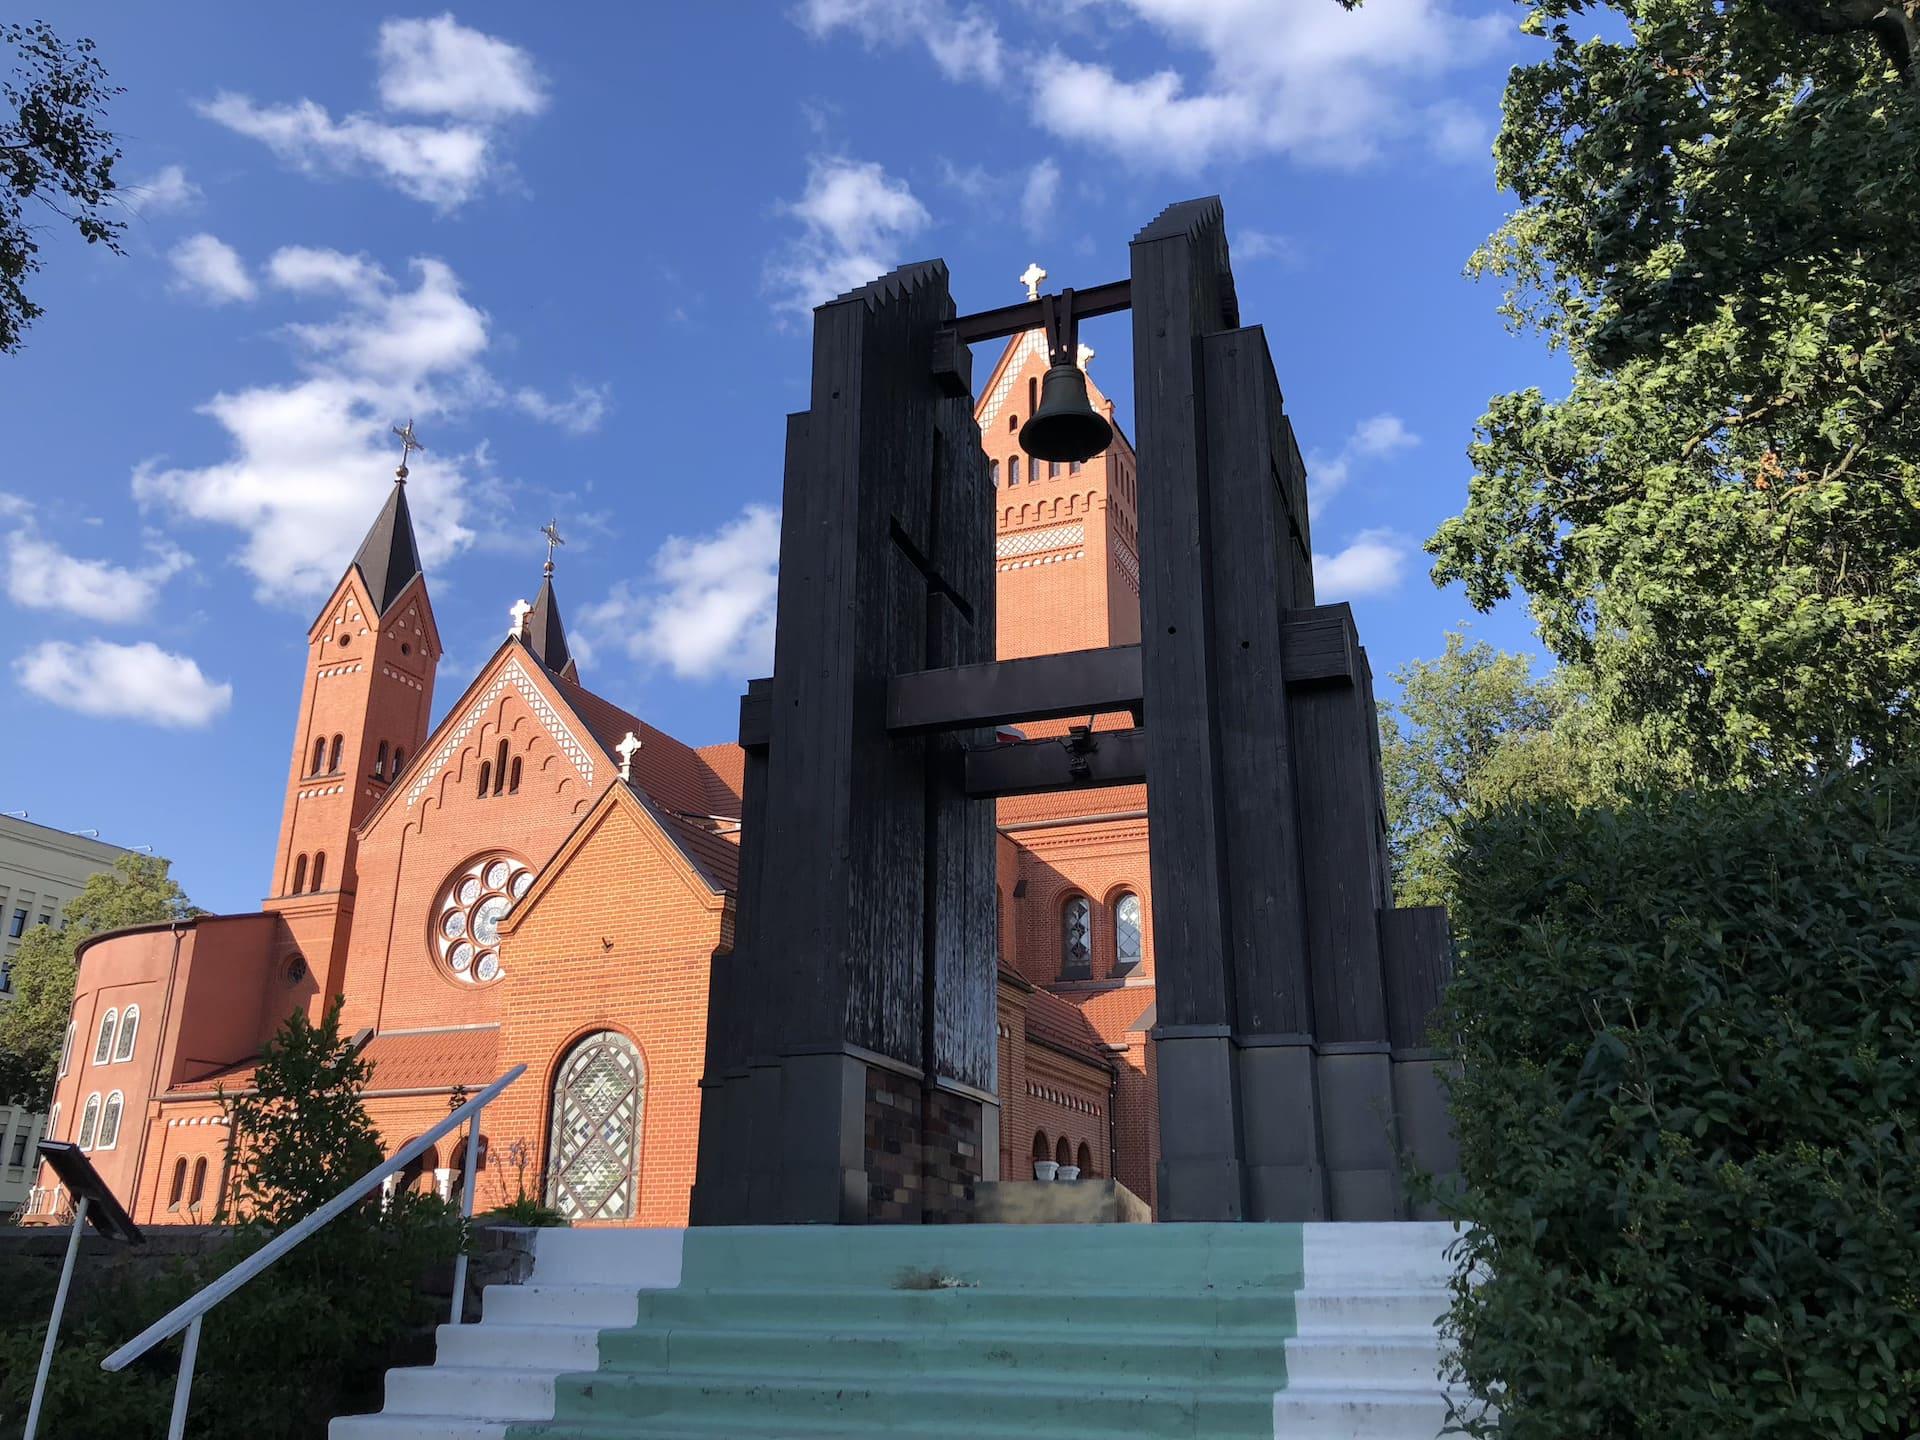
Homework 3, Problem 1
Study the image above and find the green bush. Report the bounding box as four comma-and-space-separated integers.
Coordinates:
1, 1002, 461, 1439
1438, 763, 1920, 1438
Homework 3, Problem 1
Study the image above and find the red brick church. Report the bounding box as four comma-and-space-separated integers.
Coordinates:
29, 324, 1158, 1228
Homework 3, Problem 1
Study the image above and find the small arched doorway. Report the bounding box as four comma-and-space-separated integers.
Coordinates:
546, 1031, 645, 1221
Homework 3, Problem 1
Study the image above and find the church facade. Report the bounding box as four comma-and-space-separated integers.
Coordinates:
28, 330, 1157, 1227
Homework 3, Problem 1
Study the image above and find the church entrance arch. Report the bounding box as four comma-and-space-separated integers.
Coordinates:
545, 1031, 644, 1222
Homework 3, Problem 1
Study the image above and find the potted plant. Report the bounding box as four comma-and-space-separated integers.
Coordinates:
1034, 1160, 1059, 1182
1057, 1165, 1080, 1182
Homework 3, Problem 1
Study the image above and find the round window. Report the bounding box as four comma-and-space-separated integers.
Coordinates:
432, 854, 531, 986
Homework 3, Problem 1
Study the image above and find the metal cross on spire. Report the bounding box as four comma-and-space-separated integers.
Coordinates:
392, 419, 424, 482
540, 519, 565, 578
1019, 262, 1048, 301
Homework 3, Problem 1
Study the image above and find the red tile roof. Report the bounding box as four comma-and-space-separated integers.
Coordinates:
167, 1026, 500, 1096
1022, 986, 1114, 1070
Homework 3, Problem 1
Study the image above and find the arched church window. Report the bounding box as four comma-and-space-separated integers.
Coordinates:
58, 1020, 74, 1078
46, 1103, 59, 1143
1060, 895, 1092, 979
292, 854, 307, 895
989, 458, 999, 487
478, 761, 492, 798
376, 740, 389, 779
1078, 1141, 1093, 1175
508, 757, 522, 794
1070, 460, 1082, 475
310, 852, 326, 891
432, 854, 531, 985
93, 1010, 117, 1065
97, 1091, 123, 1150
1049, 460, 1061, 478
77, 1092, 101, 1150
189, 1157, 208, 1208
1008, 414, 1017, 432
1114, 892, 1143, 972
329, 734, 344, 772
1055, 1135, 1071, 1167
169, 1157, 188, 1210
545, 1030, 645, 1221
393, 746, 406, 776
311, 738, 326, 775
494, 740, 509, 796
114, 1005, 138, 1062
1008, 456, 1021, 486
1028, 376, 1038, 417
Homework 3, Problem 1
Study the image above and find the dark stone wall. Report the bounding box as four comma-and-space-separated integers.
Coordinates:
863, 1067, 983, 1224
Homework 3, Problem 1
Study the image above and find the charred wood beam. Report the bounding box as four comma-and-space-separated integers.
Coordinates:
887, 646, 1144, 735
949, 280, 1133, 346
963, 727, 1149, 799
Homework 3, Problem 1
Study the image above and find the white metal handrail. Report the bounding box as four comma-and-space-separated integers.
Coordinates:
101, 1063, 526, 1440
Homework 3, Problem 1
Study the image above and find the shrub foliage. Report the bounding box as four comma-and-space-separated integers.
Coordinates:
1439, 763, 1920, 1437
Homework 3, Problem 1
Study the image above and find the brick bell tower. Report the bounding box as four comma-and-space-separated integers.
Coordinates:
266, 436, 440, 1015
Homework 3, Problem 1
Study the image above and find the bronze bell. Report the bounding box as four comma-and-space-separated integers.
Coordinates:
1019, 362, 1113, 464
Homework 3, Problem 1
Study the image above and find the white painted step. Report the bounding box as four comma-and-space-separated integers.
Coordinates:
1272, 1383, 1467, 1439
1282, 1332, 1449, 1389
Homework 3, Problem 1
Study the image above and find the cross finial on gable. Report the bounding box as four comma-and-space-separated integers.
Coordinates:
508, 598, 532, 638
540, 519, 565, 578
1020, 262, 1047, 301
615, 730, 642, 783
392, 419, 423, 482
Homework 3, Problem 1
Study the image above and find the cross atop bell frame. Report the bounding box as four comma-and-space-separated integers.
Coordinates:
692, 197, 1456, 1226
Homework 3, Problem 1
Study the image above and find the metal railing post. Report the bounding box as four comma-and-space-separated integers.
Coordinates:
166, 1314, 202, 1440
449, 1100, 485, 1325
23, 1194, 89, 1440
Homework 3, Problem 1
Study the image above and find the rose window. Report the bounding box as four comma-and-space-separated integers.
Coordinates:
434, 855, 532, 984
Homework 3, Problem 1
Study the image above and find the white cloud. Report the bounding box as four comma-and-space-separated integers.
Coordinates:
376, 14, 547, 120
581, 505, 780, 682
16, 640, 232, 728
513, 383, 609, 435
169, 233, 256, 304
797, 0, 1507, 172
1308, 411, 1421, 510
135, 249, 491, 602
1313, 529, 1410, 597
5, 525, 191, 624
1425, 99, 1491, 163
267, 245, 389, 297
797, 0, 1005, 84
196, 17, 544, 210
130, 164, 202, 214
1021, 158, 1061, 237
766, 157, 930, 315
1234, 228, 1297, 264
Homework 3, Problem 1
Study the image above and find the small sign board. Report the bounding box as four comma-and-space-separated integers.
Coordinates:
35, 1141, 143, 1244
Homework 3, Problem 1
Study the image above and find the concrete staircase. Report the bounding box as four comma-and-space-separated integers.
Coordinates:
331, 1221, 1468, 1439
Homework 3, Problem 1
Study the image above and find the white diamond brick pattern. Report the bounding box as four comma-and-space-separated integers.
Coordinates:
405, 658, 594, 809
978, 331, 1046, 433
997, 523, 1085, 560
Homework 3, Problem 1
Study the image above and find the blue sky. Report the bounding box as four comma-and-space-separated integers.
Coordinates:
1, 1, 1560, 912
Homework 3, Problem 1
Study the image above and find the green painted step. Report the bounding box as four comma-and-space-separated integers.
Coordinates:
594, 1321, 1291, 1386
517, 1370, 1276, 1439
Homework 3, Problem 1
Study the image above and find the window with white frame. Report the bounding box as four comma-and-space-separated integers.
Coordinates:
46, 1102, 60, 1143
1114, 892, 1143, 971
97, 1091, 123, 1150
58, 1020, 75, 1078
113, 1005, 138, 1062
92, 1009, 117, 1065
77, 1092, 101, 1149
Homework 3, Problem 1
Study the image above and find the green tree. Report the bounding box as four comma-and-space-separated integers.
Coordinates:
1379, 633, 1559, 907
0, 852, 193, 1108
1430, 0, 1920, 782
1, 20, 125, 353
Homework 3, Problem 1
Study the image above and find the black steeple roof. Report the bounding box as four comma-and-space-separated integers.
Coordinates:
351, 479, 423, 617
525, 573, 576, 681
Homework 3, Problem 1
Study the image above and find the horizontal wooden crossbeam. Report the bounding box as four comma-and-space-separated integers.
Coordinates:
963, 728, 1149, 799
887, 646, 1144, 736
1281, 605, 1358, 685
949, 280, 1133, 346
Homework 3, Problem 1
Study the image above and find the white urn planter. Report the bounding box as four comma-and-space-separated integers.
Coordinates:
1033, 1160, 1059, 1182
1057, 1165, 1081, 1183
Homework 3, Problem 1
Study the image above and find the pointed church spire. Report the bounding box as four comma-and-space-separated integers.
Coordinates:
351, 459, 424, 618
524, 519, 576, 681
